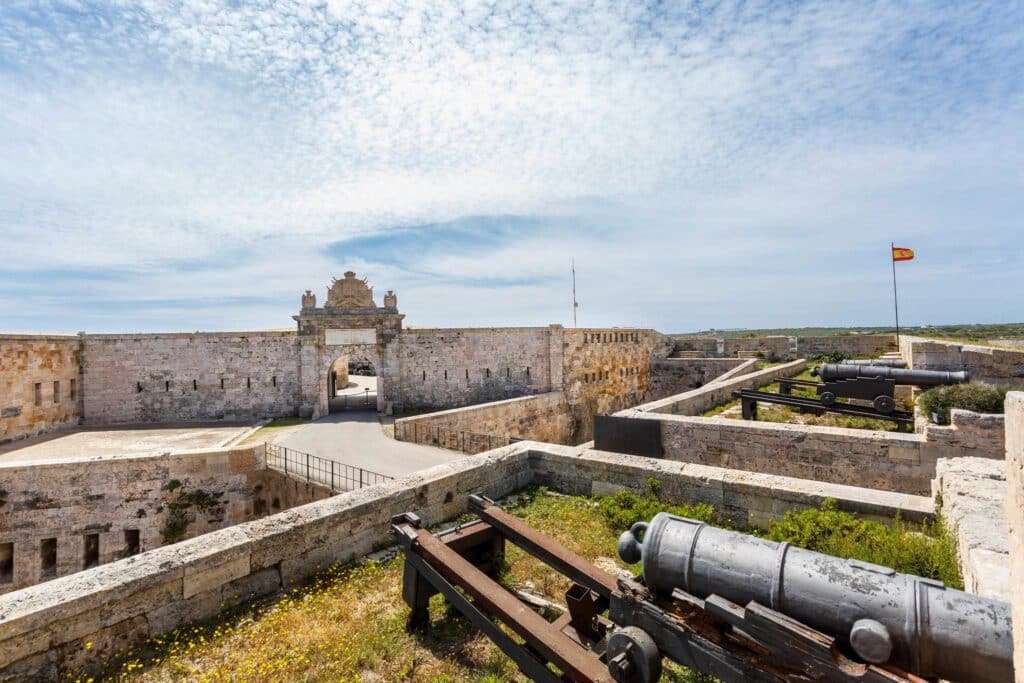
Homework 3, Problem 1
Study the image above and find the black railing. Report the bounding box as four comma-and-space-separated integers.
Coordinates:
406, 423, 520, 454
265, 442, 393, 492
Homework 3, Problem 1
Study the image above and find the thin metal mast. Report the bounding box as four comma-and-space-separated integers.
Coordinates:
891, 242, 901, 347
571, 259, 578, 328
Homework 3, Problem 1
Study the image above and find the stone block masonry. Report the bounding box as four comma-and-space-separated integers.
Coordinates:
0, 444, 329, 596
395, 392, 574, 452
1005, 391, 1024, 681
0, 335, 83, 444
647, 358, 751, 400
901, 335, 1024, 387
82, 332, 301, 424
933, 457, 1009, 601
0, 441, 932, 681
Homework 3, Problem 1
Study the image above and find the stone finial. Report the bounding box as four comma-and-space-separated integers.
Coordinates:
301, 289, 316, 309
384, 290, 397, 309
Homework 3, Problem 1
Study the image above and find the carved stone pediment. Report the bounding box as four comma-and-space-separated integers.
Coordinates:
325, 271, 375, 309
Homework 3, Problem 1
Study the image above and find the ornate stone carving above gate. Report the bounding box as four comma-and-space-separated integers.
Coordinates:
326, 271, 375, 309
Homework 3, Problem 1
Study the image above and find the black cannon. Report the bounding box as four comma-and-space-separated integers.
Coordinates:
840, 358, 907, 368
812, 363, 969, 385
807, 363, 969, 414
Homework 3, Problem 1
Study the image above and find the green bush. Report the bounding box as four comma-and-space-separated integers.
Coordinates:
597, 478, 715, 532
765, 500, 961, 587
809, 352, 850, 364
916, 382, 1008, 424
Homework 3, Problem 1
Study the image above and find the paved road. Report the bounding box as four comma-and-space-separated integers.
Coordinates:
272, 410, 463, 479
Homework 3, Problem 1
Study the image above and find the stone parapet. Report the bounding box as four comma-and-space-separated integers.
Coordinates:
1005, 392, 1024, 682
924, 409, 1005, 457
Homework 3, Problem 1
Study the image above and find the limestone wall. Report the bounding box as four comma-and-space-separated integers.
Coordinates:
82, 332, 301, 423
647, 358, 751, 400
723, 335, 790, 360
560, 328, 673, 442
631, 358, 807, 416
0, 441, 933, 681
390, 327, 557, 410
901, 336, 1024, 387
616, 407, 1002, 495
933, 457, 1009, 601
1005, 392, 1024, 681
0, 335, 82, 444
0, 445, 328, 596
795, 334, 895, 358
671, 336, 720, 356
923, 409, 1005, 458
394, 392, 573, 452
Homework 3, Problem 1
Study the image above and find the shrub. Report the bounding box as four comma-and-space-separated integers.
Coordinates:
597, 478, 715, 532
809, 352, 850, 364
916, 382, 1008, 424
765, 499, 961, 587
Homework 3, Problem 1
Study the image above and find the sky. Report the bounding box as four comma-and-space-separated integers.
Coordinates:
1, 1, 1022, 334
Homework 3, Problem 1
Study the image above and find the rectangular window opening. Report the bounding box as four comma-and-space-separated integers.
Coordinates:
485, 368, 490, 378
136, 381, 144, 393
272, 376, 277, 387
465, 369, 469, 381
506, 368, 511, 379
0, 543, 13, 584
40, 538, 57, 576
53, 380, 60, 403
70, 378, 76, 401
422, 370, 426, 382
526, 367, 531, 377
34, 382, 42, 406
193, 379, 198, 391
444, 370, 448, 381
220, 378, 225, 389
124, 529, 140, 557
164, 380, 170, 392
83, 534, 99, 569
247, 377, 251, 390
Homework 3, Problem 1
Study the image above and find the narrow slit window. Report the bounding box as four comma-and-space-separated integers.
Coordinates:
444, 370, 448, 380
247, 377, 251, 390
220, 378, 225, 389
83, 534, 99, 569
53, 380, 60, 403
0, 543, 13, 583
506, 368, 511, 379
70, 379, 76, 401
136, 381, 143, 393
422, 370, 426, 381
193, 379, 198, 391
526, 367, 530, 378
485, 368, 490, 378
465, 369, 469, 381
164, 380, 170, 392
34, 382, 42, 406
40, 538, 56, 576
124, 529, 140, 557
272, 376, 277, 387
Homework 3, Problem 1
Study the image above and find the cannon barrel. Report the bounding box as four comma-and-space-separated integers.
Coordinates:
618, 513, 1013, 683
840, 358, 907, 368
811, 362, 968, 385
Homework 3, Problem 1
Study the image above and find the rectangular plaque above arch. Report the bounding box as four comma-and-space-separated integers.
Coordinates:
325, 329, 376, 345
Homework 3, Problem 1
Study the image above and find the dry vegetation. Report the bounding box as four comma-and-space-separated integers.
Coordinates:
76, 488, 958, 683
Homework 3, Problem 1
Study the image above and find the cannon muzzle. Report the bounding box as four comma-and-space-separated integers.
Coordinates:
618, 513, 1013, 683
811, 362, 969, 385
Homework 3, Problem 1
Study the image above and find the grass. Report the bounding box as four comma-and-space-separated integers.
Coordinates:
77, 487, 960, 682
237, 418, 310, 446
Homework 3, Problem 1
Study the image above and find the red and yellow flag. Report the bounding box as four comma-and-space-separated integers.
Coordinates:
892, 246, 914, 262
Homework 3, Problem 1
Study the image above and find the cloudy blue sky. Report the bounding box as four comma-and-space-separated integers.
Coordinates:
1, 1, 1022, 333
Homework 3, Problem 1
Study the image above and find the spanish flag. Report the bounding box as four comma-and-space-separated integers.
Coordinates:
892, 246, 914, 262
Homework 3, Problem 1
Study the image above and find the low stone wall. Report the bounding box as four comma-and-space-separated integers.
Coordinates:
614, 406, 1004, 495
1005, 392, 1024, 680
671, 336, 719, 356
0, 441, 933, 681
0, 445, 329, 596
723, 336, 790, 360
795, 334, 895, 359
901, 336, 1024, 387
933, 457, 1009, 601
923, 409, 1005, 458
630, 358, 807, 416
647, 358, 751, 400
395, 392, 574, 452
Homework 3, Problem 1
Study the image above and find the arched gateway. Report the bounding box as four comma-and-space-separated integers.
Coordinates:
294, 272, 403, 418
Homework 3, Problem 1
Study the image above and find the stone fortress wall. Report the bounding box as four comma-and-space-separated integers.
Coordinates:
0, 444, 329, 596
0, 335, 83, 443
673, 333, 896, 360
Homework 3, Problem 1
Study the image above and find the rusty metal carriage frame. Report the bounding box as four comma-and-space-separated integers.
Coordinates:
390, 494, 925, 683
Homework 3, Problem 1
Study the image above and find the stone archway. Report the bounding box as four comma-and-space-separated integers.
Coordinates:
326, 352, 379, 412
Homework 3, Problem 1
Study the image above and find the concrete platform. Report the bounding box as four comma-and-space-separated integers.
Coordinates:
0, 423, 255, 464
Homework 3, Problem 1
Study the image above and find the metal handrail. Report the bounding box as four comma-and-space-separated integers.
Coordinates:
265, 442, 393, 492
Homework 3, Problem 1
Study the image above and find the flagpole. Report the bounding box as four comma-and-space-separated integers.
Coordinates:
571, 258, 578, 328
890, 241, 901, 347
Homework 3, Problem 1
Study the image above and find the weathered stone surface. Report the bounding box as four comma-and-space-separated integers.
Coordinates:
1004, 392, 1024, 681
934, 456, 1009, 601
0, 334, 82, 444
0, 445, 327, 595
901, 335, 1024, 387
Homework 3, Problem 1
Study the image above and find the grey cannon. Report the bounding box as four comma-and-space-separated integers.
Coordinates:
617, 513, 1013, 683
812, 363, 968, 385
